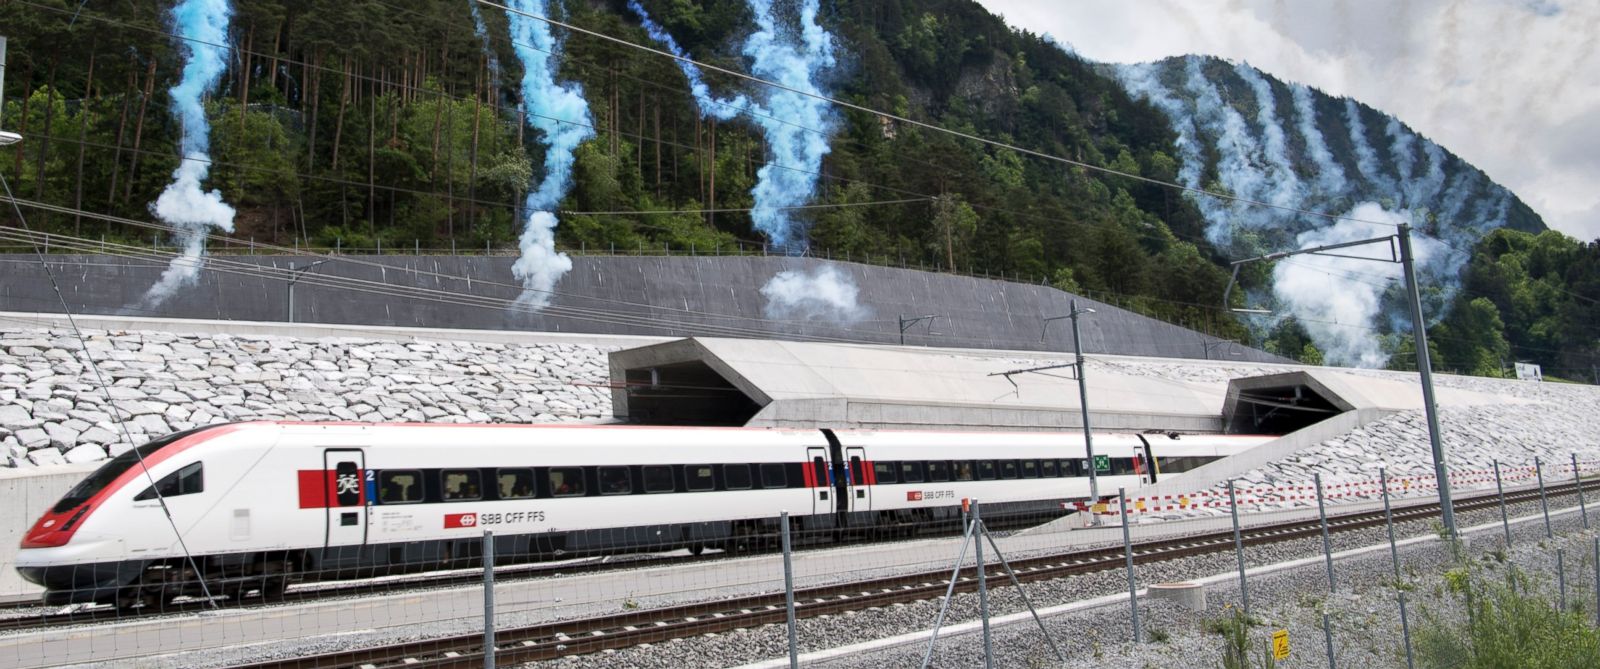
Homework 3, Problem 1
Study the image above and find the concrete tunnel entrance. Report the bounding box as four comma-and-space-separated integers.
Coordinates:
620, 360, 762, 426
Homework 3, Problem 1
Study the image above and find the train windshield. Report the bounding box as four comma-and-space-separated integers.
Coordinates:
50, 426, 212, 513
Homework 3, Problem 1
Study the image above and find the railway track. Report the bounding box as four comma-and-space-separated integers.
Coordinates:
224, 479, 1597, 669
0, 547, 730, 633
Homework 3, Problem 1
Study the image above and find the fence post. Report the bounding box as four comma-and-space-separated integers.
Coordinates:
1594, 538, 1600, 628
1228, 479, 1249, 616
1382, 468, 1401, 579
1574, 453, 1589, 529
974, 501, 993, 668
1494, 460, 1512, 547
483, 530, 495, 669
1537, 457, 1553, 539
1316, 473, 1335, 591
1399, 591, 1415, 669
781, 511, 798, 669
1559, 548, 1568, 613
1119, 488, 1141, 643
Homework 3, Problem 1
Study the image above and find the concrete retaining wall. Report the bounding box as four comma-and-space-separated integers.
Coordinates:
0, 463, 96, 602
0, 254, 1285, 362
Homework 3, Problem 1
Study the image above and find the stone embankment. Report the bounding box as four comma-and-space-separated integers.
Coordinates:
1098, 357, 1600, 515
0, 328, 614, 468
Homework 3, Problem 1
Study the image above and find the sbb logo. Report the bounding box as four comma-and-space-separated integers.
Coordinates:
445, 513, 478, 529
906, 491, 924, 501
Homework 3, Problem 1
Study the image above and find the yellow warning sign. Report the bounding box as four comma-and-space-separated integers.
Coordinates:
1272, 629, 1290, 660
1090, 503, 1109, 514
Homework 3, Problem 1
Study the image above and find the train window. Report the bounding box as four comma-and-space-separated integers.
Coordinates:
724, 464, 752, 490
900, 461, 925, 483
927, 461, 951, 482
849, 457, 865, 485
760, 463, 788, 488
442, 470, 482, 501
549, 468, 585, 497
498, 469, 535, 499
134, 461, 204, 501
599, 467, 633, 495
954, 461, 975, 481
873, 462, 899, 484
1021, 460, 1038, 478
642, 466, 675, 493
686, 465, 715, 491
1000, 461, 1018, 479
378, 471, 423, 504
978, 460, 997, 480
1041, 459, 1059, 477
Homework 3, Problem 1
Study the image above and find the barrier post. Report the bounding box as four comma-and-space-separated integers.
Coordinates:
1316, 473, 1335, 592
1494, 460, 1512, 547
781, 511, 798, 669
483, 530, 495, 669
1399, 591, 1415, 669
1559, 548, 1568, 613
1594, 538, 1600, 628
973, 501, 993, 668
1574, 453, 1589, 529
1228, 479, 1249, 616
1120, 488, 1141, 643
1381, 468, 1401, 579
1538, 457, 1553, 539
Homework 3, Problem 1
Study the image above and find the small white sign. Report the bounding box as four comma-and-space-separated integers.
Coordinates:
1514, 362, 1543, 382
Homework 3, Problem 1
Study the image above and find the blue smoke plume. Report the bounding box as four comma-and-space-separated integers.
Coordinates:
629, 0, 836, 249
504, 0, 594, 308
626, 0, 750, 119
144, 0, 235, 306
468, 0, 502, 88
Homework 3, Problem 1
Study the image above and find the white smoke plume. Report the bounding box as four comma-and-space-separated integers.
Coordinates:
760, 266, 868, 323
1385, 118, 1418, 202
1271, 203, 1447, 367
1291, 83, 1348, 195
1343, 98, 1394, 198
1235, 63, 1303, 207
142, 0, 236, 307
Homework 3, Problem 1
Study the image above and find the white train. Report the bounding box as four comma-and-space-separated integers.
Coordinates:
16, 421, 1269, 607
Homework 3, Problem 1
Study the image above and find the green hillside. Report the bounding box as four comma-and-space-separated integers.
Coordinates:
0, 0, 1594, 377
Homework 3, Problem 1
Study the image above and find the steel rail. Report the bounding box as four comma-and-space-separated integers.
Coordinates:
217, 478, 1596, 669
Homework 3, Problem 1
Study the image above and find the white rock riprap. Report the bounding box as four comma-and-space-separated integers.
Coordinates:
0, 328, 616, 468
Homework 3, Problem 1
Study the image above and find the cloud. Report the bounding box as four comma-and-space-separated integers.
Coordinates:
976, 0, 1600, 241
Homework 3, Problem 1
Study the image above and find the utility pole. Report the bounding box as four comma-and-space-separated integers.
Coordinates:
1026, 300, 1102, 523
1222, 224, 1456, 537
1399, 223, 1454, 535
286, 259, 329, 323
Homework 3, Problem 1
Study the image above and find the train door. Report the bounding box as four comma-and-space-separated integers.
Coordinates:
806, 447, 830, 515
1136, 435, 1156, 485
323, 449, 368, 549
846, 447, 871, 511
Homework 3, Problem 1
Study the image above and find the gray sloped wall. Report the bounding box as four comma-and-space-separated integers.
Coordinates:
0, 254, 1286, 362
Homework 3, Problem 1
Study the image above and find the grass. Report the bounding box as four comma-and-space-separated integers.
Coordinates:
1418, 564, 1600, 668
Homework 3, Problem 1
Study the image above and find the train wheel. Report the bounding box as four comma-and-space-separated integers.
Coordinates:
114, 588, 141, 612
688, 544, 705, 556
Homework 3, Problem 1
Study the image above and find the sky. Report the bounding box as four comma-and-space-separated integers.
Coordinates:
975, 0, 1600, 241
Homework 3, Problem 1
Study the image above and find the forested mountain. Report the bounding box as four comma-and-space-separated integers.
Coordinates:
0, 0, 1594, 378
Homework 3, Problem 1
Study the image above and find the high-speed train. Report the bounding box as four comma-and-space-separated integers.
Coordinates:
16, 421, 1269, 607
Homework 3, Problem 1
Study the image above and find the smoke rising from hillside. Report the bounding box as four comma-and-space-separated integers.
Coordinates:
1115, 57, 1516, 366
505, 0, 593, 308
142, 0, 235, 307
630, 0, 837, 250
